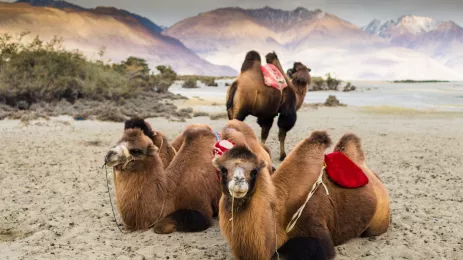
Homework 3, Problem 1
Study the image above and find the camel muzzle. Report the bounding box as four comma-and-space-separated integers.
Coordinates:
104, 145, 133, 169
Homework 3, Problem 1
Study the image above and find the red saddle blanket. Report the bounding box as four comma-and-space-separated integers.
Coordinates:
260, 64, 288, 91
324, 152, 369, 188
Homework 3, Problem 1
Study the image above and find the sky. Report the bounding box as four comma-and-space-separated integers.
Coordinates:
9, 0, 463, 27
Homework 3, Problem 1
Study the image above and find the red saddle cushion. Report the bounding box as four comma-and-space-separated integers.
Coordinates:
324, 152, 368, 188
261, 64, 288, 91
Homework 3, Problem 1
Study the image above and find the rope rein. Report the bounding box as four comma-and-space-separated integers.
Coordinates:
103, 163, 129, 234
272, 206, 280, 260
285, 164, 329, 233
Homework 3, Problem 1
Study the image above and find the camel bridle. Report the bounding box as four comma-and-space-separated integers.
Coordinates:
102, 138, 167, 234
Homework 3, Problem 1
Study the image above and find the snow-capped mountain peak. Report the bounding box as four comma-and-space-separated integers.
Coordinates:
364, 15, 445, 37
363, 19, 395, 36
397, 15, 441, 34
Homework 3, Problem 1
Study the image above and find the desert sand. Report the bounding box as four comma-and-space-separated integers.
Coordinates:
0, 106, 462, 260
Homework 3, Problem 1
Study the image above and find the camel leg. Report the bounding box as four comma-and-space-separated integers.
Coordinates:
153, 209, 212, 234
277, 227, 335, 259
278, 128, 287, 161
277, 108, 297, 161
257, 117, 274, 144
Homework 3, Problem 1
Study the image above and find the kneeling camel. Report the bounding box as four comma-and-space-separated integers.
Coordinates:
213, 131, 390, 259
105, 118, 221, 233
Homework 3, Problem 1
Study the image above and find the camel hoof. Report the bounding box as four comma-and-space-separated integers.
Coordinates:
279, 153, 286, 161
152, 220, 176, 234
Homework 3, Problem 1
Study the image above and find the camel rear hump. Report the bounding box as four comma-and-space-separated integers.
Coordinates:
334, 133, 365, 166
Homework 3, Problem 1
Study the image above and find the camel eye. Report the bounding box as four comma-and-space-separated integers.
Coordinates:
220, 167, 228, 176
250, 168, 259, 178
130, 149, 143, 156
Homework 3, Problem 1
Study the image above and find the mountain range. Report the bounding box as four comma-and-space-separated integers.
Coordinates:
0, 1, 236, 76
1, 0, 462, 80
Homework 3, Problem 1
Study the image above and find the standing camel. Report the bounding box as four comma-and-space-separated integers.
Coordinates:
226, 50, 311, 160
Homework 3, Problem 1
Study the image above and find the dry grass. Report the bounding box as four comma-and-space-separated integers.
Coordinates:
359, 106, 463, 117
209, 113, 228, 120
193, 111, 210, 117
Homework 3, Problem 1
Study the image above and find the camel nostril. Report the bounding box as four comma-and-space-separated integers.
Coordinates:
234, 176, 245, 183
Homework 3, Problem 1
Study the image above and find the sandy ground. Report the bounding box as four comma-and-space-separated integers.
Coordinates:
0, 106, 462, 260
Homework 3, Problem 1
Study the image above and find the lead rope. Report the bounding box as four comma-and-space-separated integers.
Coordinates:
229, 185, 235, 243
103, 162, 129, 234
103, 142, 166, 235
272, 206, 280, 260
285, 164, 329, 233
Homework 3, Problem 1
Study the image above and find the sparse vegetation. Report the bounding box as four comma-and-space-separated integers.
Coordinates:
309, 74, 347, 92
324, 95, 346, 107
153, 65, 177, 93
200, 77, 218, 87
325, 73, 342, 91
182, 78, 198, 89
209, 112, 228, 120
393, 80, 450, 83
343, 82, 356, 92
0, 32, 190, 121
193, 111, 210, 117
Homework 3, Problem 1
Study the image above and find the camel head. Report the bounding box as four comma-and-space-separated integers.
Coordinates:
213, 146, 267, 199
105, 118, 159, 171
289, 62, 311, 86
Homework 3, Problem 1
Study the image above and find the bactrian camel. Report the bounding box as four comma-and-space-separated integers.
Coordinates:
226, 50, 311, 161
213, 130, 390, 259
104, 118, 221, 233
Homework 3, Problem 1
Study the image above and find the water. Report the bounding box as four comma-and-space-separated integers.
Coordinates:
170, 80, 463, 112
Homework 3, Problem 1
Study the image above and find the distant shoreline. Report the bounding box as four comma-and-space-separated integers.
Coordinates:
392, 80, 451, 83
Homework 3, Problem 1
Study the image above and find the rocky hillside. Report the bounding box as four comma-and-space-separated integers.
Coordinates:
0, 1, 236, 76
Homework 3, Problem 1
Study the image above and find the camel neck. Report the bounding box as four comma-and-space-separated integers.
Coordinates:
290, 82, 308, 110
220, 174, 287, 259
114, 155, 170, 230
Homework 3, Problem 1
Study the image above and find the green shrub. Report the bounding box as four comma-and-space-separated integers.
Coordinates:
200, 77, 218, 87
343, 82, 356, 92
0, 33, 138, 107
325, 73, 341, 91
310, 77, 325, 91
153, 65, 177, 93
182, 78, 198, 89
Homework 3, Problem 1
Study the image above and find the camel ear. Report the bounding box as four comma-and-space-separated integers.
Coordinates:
258, 159, 267, 170
147, 144, 159, 155
212, 157, 220, 169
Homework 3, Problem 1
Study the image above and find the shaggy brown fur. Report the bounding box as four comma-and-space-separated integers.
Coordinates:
105, 120, 221, 233
214, 131, 390, 259
226, 50, 312, 161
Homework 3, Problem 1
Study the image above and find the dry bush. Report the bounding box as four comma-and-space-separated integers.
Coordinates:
193, 111, 209, 117
182, 79, 198, 89
209, 113, 228, 120
324, 95, 346, 107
